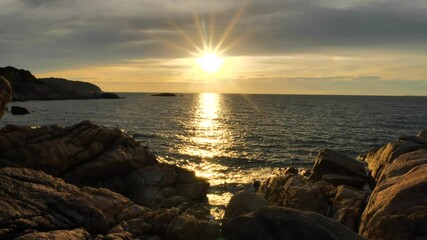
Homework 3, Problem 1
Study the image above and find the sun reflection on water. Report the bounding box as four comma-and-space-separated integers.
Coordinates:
179, 93, 274, 220
181, 93, 226, 159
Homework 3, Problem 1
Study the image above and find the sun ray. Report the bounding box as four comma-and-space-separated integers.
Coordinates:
213, 1, 248, 53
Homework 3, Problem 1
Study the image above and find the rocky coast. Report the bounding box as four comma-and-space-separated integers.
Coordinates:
0, 76, 426, 239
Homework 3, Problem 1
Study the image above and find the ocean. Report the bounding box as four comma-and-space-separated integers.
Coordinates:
2, 93, 427, 218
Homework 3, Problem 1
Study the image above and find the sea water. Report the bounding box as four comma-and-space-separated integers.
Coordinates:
2, 93, 427, 218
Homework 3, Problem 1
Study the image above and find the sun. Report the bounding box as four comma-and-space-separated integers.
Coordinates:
196, 53, 224, 73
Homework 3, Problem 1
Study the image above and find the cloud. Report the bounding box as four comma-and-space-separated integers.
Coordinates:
0, 0, 426, 95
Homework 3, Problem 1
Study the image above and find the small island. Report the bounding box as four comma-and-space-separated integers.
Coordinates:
151, 93, 177, 97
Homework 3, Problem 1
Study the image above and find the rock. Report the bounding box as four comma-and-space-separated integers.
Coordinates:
0, 167, 220, 240
359, 132, 427, 240
0, 66, 120, 100
222, 191, 269, 226
166, 214, 221, 240
11, 106, 31, 115
313, 149, 368, 188
100, 92, 121, 99
364, 139, 427, 181
359, 164, 427, 240
222, 207, 364, 240
0, 76, 12, 119
15, 228, 90, 240
151, 93, 177, 97
0, 121, 209, 210
330, 185, 368, 231
257, 174, 330, 215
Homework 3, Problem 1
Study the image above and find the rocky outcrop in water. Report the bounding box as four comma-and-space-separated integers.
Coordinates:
0, 66, 120, 101
10, 106, 31, 115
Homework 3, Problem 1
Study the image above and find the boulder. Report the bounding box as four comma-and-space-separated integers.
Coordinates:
222, 207, 364, 240
0, 167, 220, 240
0, 76, 12, 119
330, 185, 368, 231
256, 170, 372, 231
10, 106, 31, 115
364, 139, 427, 181
222, 191, 269, 226
359, 131, 427, 240
257, 173, 330, 215
313, 149, 368, 188
359, 164, 427, 240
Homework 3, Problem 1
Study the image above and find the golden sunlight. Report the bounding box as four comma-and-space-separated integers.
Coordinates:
196, 53, 224, 73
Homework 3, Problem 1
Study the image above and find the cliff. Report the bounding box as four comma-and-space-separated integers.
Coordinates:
0, 66, 120, 101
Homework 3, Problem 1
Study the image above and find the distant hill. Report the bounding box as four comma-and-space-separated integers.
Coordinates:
0, 66, 120, 101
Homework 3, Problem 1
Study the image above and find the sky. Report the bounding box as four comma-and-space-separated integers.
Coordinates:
1, 0, 427, 95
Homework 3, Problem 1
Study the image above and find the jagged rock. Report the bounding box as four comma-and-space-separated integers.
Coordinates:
0, 76, 12, 119
364, 138, 427, 181
222, 207, 364, 240
313, 149, 368, 188
256, 170, 371, 231
0, 121, 209, 209
0, 167, 220, 240
11, 106, 31, 115
257, 173, 330, 215
222, 191, 269, 226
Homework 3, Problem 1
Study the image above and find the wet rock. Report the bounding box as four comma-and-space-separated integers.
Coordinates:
222, 191, 269, 226
0, 76, 12, 119
222, 207, 364, 240
313, 149, 368, 188
11, 106, 31, 115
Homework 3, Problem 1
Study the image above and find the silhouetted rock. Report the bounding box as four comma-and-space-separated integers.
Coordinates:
222, 207, 364, 240
359, 131, 427, 240
0, 66, 120, 100
313, 149, 368, 188
10, 106, 30, 115
151, 93, 177, 97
